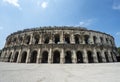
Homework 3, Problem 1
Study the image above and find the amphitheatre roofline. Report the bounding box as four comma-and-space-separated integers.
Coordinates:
7, 26, 113, 39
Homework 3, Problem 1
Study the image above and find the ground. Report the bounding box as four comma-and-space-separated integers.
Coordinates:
0, 62, 120, 82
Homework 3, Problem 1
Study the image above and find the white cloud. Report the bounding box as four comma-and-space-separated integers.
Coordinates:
3, 0, 21, 9
37, 1, 48, 9
112, 0, 120, 10
78, 19, 94, 27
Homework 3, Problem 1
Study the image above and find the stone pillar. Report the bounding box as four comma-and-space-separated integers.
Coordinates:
72, 50, 77, 63
82, 36, 85, 44
101, 49, 106, 63
83, 49, 88, 63
60, 49, 65, 64
26, 49, 30, 63
93, 48, 98, 63
48, 48, 52, 63
89, 35, 94, 44
49, 34, 54, 44
17, 49, 22, 63
37, 48, 41, 63
60, 31, 64, 44
29, 34, 33, 44
71, 34, 75, 44
108, 50, 113, 62
112, 53, 117, 62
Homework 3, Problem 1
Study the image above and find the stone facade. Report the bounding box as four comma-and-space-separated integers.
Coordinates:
0, 26, 119, 63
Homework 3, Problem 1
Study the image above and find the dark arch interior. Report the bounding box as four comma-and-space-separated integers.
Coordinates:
21, 51, 27, 63
87, 51, 94, 63
97, 52, 102, 63
84, 35, 89, 44
34, 35, 39, 44
44, 36, 49, 44
65, 34, 70, 44
26, 36, 30, 44
100, 37, 103, 44
42, 51, 48, 63
65, 51, 72, 63
54, 34, 60, 44
53, 50, 60, 63
8, 52, 12, 62
13, 52, 19, 62
30, 51, 37, 63
93, 36, 97, 44
104, 52, 109, 62
74, 35, 80, 44
76, 51, 83, 63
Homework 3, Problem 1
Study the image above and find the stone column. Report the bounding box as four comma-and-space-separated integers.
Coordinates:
17, 49, 22, 63
60, 49, 65, 64
108, 50, 113, 62
60, 31, 64, 44
112, 53, 117, 62
26, 49, 30, 63
82, 36, 85, 44
49, 34, 54, 44
101, 49, 106, 63
72, 50, 77, 63
48, 48, 52, 64
93, 48, 98, 63
83, 49, 88, 63
89, 35, 94, 44
71, 34, 75, 44
37, 48, 41, 63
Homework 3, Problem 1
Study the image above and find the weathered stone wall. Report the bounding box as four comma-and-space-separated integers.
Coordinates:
0, 26, 118, 63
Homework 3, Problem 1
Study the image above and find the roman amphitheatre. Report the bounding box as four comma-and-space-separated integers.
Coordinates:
0, 26, 119, 63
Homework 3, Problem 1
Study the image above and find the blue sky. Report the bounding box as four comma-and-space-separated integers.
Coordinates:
0, 0, 120, 49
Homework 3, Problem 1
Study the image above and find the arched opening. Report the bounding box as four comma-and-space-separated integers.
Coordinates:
54, 34, 60, 44
44, 36, 49, 44
100, 37, 103, 44
30, 50, 37, 63
13, 52, 19, 62
104, 52, 109, 62
93, 36, 97, 44
110, 40, 113, 45
21, 51, 27, 63
76, 51, 83, 63
84, 35, 89, 44
106, 38, 109, 44
65, 34, 70, 44
26, 35, 30, 44
74, 35, 80, 44
97, 52, 102, 63
42, 51, 48, 63
8, 52, 12, 62
87, 51, 94, 63
34, 35, 39, 44
65, 51, 72, 63
53, 50, 60, 63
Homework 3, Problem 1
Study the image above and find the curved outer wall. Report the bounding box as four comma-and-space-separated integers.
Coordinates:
0, 26, 119, 63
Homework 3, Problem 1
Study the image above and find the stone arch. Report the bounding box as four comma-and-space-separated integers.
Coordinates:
87, 51, 94, 63
13, 52, 19, 62
65, 34, 70, 44
44, 35, 49, 44
65, 51, 72, 63
97, 52, 102, 63
53, 50, 60, 63
110, 52, 115, 62
104, 52, 109, 62
76, 51, 83, 63
25, 35, 31, 45
21, 51, 27, 63
93, 36, 97, 44
30, 50, 37, 63
41, 51, 48, 63
8, 52, 12, 62
74, 34, 80, 44
54, 34, 60, 44
84, 35, 89, 44
34, 34, 40, 44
